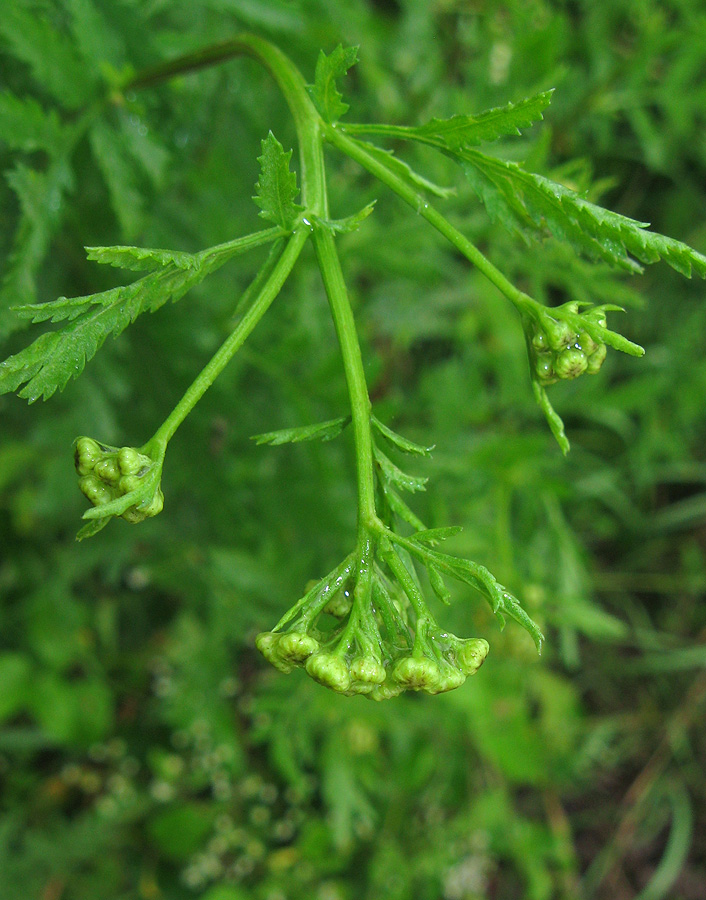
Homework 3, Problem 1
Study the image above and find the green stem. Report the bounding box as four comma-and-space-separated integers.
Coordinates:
149, 229, 308, 448
325, 126, 534, 316
313, 226, 378, 534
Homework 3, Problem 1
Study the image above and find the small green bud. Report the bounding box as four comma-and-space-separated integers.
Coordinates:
456, 638, 489, 675
535, 356, 556, 385
426, 667, 466, 694
586, 342, 607, 374
349, 657, 386, 685
392, 656, 440, 690
554, 347, 587, 379
577, 330, 597, 355
367, 679, 404, 701
255, 632, 293, 674
278, 632, 319, 664
119, 474, 142, 494
323, 589, 353, 618
118, 447, 143, 475
305, 653, 351, 693
532, 330, 548, 351
74, 437, 103, 476
94, 458, 121, 485
544, 317, 577, 351
79, 474, 113, 506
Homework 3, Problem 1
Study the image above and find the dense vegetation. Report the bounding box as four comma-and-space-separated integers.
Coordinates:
1, 2, 705, 898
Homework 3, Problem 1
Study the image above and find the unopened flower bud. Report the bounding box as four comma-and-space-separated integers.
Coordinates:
544, 318, 577, 351
94, 458, 121, 485
305, 653, 351, 692
392, 656, 440, 690
278, 632, 319, 664
350, 657, 386, 685
586, 342, 607, 374
554, 347, 587, 379
118, 447, 143, 476
455, 638, 489, 675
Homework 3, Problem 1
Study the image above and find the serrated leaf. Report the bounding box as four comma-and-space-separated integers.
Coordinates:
1, 228, 280, 401
344, 90, 553, 150
85, 246, 200, 272
251, 416, 350, 446
460, 150, 706, 277
350, 139, 454, 199
0, 92, 63, 152
372, 415, 434, 457
374, 446, 428, 493
306, 44, 358, 123
253, 132, 303, 230
0, 4, 93, 109
313, 202, 376, 235
398, 536, 544, 652
411, 526, 463, 544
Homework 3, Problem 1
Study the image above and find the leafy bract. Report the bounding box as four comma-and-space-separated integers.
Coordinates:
252, 416, 350, 446
0, 228, 281, 402
306, 44, 358, 123
460, 150, 706, 277
253, 132, 303, 231
374, 446, 428, 494
372, 415, 434, 457
344, 90, 554, 150
312, 202, 377, 235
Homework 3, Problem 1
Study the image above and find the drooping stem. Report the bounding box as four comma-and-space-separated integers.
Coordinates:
149, 228, 309, 449
324, 125, 535, 317
313, 226, 378, 535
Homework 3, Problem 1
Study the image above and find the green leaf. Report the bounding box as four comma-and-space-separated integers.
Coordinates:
372, 415, 434, 456
344, 90, 554, 150
306, 44, 359, 123
350, 139, 455, 199
253, 131, 303, 230
0, 228, 280, 401
411, 526, 463, 544
312, 201, 377, 235
532, 380, 570, 455
85, 246, 201, 272
461, 150, 706, 276
0, 4, 93, 109
374, 446, 428, 493
0, 92, 63, 152
251, 416, 350, 446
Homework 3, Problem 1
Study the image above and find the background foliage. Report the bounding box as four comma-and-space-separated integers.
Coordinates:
1, 1, 705, 898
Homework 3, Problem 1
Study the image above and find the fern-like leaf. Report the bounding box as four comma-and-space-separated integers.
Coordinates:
306, 44, 359, 124
343, 90, 553, 150
460, 151, 706, 276
0, 228, 281, 401
253, 131, 303, 231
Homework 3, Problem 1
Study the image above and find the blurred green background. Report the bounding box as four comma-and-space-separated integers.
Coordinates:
1, 1, 705, 898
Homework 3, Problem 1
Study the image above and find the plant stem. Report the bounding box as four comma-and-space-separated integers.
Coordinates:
149, 229, 308, 449
313, 226, 378, 534
325, 126, 535, 316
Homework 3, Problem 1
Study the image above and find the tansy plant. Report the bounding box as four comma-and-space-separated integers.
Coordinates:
2, 35, 705, 699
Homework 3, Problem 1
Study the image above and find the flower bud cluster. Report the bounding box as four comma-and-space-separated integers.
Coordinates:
74, 437, 164, 522
527, 302, 609, 386
255, 618, 489, 700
